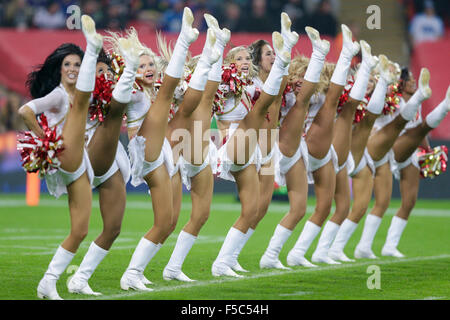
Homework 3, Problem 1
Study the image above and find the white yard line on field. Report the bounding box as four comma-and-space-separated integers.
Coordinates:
90, 254, 450, 300
1, 199, 449, 217
0, 234, 226, 256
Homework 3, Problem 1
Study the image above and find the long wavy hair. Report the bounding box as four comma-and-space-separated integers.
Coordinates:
105, 27, 161, 100
224, 45, 258, 79
26, 43, 84, 99
288, 55, 331, 95
248, 39, 270, 71
97, 48, 112, 68
398, 66, 410, 93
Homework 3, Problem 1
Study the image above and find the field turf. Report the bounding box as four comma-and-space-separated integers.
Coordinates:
0, 193, 449, 301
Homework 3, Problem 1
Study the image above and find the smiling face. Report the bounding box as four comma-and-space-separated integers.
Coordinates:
60, 54, 81, 86
234, 49, 252, 74
259, 44, 275, 74
137, 54, 156, 86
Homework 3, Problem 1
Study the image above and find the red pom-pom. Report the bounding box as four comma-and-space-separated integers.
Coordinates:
382, 82, 402, 115
337, 77, 354, 113
89, 74, 115, 122
213, 64, 252, 116
17, 114, 65, 178
336, 77, 369, 124
417, 145, 448, 179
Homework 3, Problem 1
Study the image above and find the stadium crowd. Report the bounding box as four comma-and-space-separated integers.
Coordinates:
0, 0, 341, 34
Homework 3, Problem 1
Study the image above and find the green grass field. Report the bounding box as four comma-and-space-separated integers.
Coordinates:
0, 192, 449, 300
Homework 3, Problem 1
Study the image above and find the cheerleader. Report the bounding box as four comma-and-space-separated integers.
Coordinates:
329, 65, 432, 260
285, 24, 360, 268
66, 39, 141, 295
119, 7, 200, 291
381, 85, 449, 257
18, 16, 103, 299
310, 40, 379, 264
101, 28, 160, 288
328, 56, 399, 261
358, 71, 449, 258
212, 18, 296, 277
259, 27, 330, 269
162, 14, 230, 282
352, 67, 431, 259
163, 26, 221, 240
230, 13, 298, 273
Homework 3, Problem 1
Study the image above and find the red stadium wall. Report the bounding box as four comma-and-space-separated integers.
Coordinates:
0, 29, 449, 139
0, 29, 338, 96
411, 37, 450, 140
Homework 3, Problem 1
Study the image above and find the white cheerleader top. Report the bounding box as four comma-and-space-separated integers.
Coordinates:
373, 97, 422, 134
27, 84, 70, 134
303, 93, 326, 134
279, 90, 297, 125
126, 90, 152, 130
214, 77, 262, 122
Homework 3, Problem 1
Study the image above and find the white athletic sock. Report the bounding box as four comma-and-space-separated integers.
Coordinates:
425, 96, 450, 128
165, 40, 190, 79
263, 56, 288, 96
330, 218, 358, 252
290, 220, 321, 257
383, 216, 407, 251
304, 55, 325, 83
164, 11, 198, 79
350, 62, 372, 101
44, 246, 75, 281
208, 55, 223, 82
400, 89, 428, 121
283, 64, 290, 76
112, 66, 137, 104
330, 43, 357, 86
215, 227, 246, 266
189, 29, 220, 91
74, 241, 108, 282
207, 28, 227, 82
126, 237, 160, 274
231, 228, 254, 265
189, 59, 212, 91
304, 49, 327, 83
313, 220, 340, 254
356, 214, 382, 251
165, 230, 197, 272
76, 48, 100, 92
365, 76, 389, 115
264, 224, 292, 260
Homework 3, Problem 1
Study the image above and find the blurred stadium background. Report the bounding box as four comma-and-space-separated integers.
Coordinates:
0, 0, 449, 198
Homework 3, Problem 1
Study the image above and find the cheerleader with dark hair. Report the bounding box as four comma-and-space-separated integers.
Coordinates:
328, 55, 398, 262
259, 25, 330, 269
356, 69, 449, 258
350, 67, 432, 259
227, 13, 298, 272
329, 63, 432, 260
284, 24, 360, 268
211, 14, 297, 277
310, 40, 379, 264
18, 15, 103, 300
65, 38, 142, 295
245, 37, 277, 240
